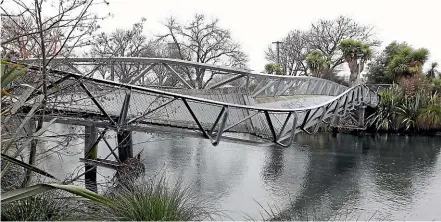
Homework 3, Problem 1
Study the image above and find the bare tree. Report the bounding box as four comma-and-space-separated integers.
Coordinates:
88, 19, 157, 82
88, 21, 186, 85
1, 1, 106, 58
266, 16, 378, 76
308, 16, 378, 70
266, 30, 310, 76
1, 16, 38, 58
157, 14, 248, 88
1, 0, 108, 187
144, 41, 185, 86
90, 19, 150, 58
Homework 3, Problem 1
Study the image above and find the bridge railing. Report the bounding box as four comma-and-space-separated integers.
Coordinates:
10, 61, 379, 147
365, 84, 393, 93
22, 57, 348, 100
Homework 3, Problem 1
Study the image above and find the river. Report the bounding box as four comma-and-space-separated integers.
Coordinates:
39, 124, 441, 220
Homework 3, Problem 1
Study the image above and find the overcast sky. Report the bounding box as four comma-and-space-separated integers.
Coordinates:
6, 0, 440, 73
97, 0, 440, 73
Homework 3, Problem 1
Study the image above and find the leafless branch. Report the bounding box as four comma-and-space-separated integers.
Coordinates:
157, 14, 248, 88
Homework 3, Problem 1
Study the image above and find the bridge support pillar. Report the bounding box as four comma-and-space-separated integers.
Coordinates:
84, 126, 98, 192
117, 130, 133, 163
358, 108, 365, 127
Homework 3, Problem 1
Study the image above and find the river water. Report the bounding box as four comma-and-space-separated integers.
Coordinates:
39, 124, 441, 220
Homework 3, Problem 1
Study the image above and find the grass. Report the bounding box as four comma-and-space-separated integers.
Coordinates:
246, 200, 287, 221
1, 160, 25, 191
0, 191, 84, 221
1, 174, 214, 221
247, 196, 388, 221
98, 174, 213, 221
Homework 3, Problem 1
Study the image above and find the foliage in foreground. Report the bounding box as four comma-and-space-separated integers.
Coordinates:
1, 191, 84, 221
100, 176, 211, 221
1, 174, 212, 221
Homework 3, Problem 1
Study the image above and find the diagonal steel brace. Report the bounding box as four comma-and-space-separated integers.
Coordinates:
76, 79, 118, 128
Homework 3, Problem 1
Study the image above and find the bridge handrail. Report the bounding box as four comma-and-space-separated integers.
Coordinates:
22, 57, 347, 87
22, 62, 378, 113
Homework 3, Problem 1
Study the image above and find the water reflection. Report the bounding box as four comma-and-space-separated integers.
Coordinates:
288, 133, 441, 220
135, 134, 251, 203
261, 145, 285, 181
277, 134, 363, 220
39, 125, 441, 220
364, 135, 441, 219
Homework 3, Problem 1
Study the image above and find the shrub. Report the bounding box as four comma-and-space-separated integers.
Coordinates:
417, 94, 441, 129
432, 78, 441, 94
367, 84, 403, 131
368, 83, 441, 132
397, 93, 424, 131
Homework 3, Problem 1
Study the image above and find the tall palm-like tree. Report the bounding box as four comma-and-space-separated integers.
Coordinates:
306, 50, 330, 78
386, 47, 429, 96
264, 63, 283, 75
339, 39, 373, 86
387, 47, 429, 78
427, 62, 439, 79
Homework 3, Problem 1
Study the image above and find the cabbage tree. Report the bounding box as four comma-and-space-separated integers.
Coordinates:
339, 39, 373, 86
427, 62, 439, 79
264, 63, 283, 75
306, 50, 330, 78
387, 47, 429, 79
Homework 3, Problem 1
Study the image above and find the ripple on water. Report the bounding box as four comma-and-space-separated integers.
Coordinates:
40, 127, 441, 220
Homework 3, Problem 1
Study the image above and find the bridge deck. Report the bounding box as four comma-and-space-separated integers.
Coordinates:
254, 95, 336, 109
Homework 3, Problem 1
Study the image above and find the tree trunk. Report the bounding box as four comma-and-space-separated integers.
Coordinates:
195, 76, 203, 89
349, 69, 358, 86
195, 68, 205, 89
348, 59, 358, 86
398, 75, 418, 96
22, 0, 48, 188
21, 120, 36, 187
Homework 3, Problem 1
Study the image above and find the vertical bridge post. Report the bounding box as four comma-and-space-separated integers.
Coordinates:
358, 87, 366, 127
117, 91, 133, 162
117, 131, 133, 162
358, 108, 366, 127
84, 126, 98, 192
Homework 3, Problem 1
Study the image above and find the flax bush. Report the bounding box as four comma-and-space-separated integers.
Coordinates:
368, 83, 441, 132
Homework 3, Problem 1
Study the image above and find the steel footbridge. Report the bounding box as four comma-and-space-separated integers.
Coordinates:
12, 57, 379, 147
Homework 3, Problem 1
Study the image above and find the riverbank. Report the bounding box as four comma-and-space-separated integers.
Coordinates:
329, 125, 441, 137
328, 82, 441, 136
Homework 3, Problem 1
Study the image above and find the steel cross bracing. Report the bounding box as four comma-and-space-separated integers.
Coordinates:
15, 58, 379, 147
22, 57, 349, 97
